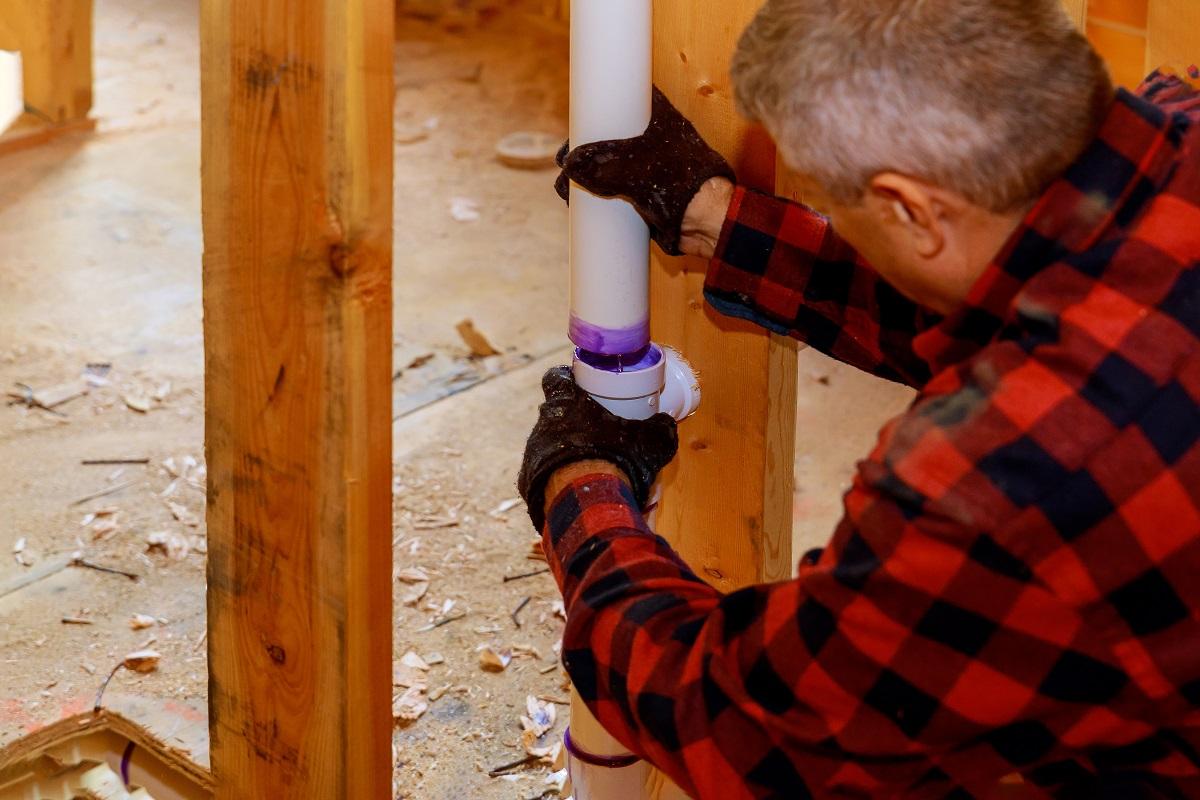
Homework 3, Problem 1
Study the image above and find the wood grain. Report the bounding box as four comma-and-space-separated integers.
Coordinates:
201, 0, 394, 797
1146, 0, 1200, 76
651, 0, 797, 593
0, 0, 92, 123
1062, 0, 1090, 29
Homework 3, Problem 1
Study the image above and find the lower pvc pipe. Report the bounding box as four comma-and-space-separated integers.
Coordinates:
565, 347, 700, 800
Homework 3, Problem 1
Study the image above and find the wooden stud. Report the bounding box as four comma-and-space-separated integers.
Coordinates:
651, 4, 798, 590
1062, 0, 1089, 29
1145, 0, 1200, 77
0, 0, 92, 124
200, 0, 394, 797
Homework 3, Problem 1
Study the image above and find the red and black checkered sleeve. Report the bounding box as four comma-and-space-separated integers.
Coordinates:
542, 357, 1172, 798
703, 187, 938, 387
1137, 68, 1200, 114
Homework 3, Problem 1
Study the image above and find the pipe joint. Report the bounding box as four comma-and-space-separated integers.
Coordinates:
572, 344, 700, 423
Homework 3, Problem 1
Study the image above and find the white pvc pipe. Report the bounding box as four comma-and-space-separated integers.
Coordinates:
565, 2, 657, 796
568, 0, 653, 356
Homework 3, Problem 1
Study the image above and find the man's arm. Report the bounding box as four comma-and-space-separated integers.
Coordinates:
685, 178, 938, 387
558, 91, 938, 388
540, 375, 1134, 799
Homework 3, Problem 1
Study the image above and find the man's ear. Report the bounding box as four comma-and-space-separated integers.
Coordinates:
866, 172, 950, 258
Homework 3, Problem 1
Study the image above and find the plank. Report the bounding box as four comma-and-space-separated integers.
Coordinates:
0, 0, 92, 123
1145, 0, 1200, 77
1062, 0, 1089, 28
200, 0, 394, 797
651, 1, 797, 592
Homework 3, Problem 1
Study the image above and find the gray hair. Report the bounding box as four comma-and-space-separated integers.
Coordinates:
732, 0, 1113, 211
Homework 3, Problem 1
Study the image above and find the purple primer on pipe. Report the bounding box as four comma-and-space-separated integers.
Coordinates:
569, 314, 651, 356
577, 345, 662, 373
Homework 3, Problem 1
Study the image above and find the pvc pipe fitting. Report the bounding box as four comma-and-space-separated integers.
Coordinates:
572, 346, 699, 423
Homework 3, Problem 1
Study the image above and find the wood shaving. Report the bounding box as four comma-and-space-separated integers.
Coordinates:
129, 614, 156, 630
393, 686, 428, 722
122, 649, 161, 673
478, 646, 512, 672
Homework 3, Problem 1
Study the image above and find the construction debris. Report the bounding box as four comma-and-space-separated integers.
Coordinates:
123, 650, 162, 673
449, 196, 482, 223
456, 318, 501, 358
146, 530, 190, 560
129, 614, 157, 631
393, 686, 429, 723
495, 131, 560, 170
478, 645, 512, 672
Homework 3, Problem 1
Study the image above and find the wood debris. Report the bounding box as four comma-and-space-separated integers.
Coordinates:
122, 392, 152, 413
393, 686, 429, 723
129, 614, 156, 631
145, 530, 189, 560
521, 695, 556, 738
6, 380, 88, 412
449, 196, 482, 223
489, 497, 522, 517
478, 646, 512, 672
398, 566, 430, 606
401, 651, 430, 671
455, 318, 500, 358
166, 501, 200, 527
122, 650, 161, 673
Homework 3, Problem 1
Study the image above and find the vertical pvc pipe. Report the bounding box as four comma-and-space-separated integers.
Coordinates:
568, 0, 653, 357
565, 1, 658, 797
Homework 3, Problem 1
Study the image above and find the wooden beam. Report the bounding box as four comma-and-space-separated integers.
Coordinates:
200, 0, 394, 797
1062, 0, 1089, 28
651, 3, 797, 590
0, 0, 92, 123
1146, 0, 1200, 77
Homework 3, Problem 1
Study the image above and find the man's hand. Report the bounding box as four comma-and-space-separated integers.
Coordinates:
680, 176, 735, 260
554, 87, 736, 256
518, 367, 678, 531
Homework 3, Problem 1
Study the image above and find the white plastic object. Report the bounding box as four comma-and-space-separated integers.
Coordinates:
571, 346, 700, 424
572, 349, 664, 421
568, 0, 653, 355
659, 347, 702, 421
0, 50, 23, 135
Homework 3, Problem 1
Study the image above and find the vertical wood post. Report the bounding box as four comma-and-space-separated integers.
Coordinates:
651, 2, 797, 591
0, 0, 92, 123
1061, 0, 1089, 29
201, 0, 394, 797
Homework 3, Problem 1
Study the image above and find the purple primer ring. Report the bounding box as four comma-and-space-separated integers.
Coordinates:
120, 740, 135, 786
569, 314, 651, 356
563, 727, 643, 769
576, 344, 662, 373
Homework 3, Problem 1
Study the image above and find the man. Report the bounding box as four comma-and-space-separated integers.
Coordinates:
517, 0, 1200, 796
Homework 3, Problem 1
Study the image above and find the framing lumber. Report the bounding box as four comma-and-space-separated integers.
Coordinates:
0, 0, 92, 124
651, 2, 798, 592
1062, 0, 1089, 28
200, 0, 394, 797
1145, 0, 1200, 77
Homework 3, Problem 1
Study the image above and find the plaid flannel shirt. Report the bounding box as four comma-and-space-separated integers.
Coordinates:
543, 71, 1200, 799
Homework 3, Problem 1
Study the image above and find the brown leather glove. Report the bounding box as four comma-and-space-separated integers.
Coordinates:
555, 87, 735, 256
518, 367, 678, 531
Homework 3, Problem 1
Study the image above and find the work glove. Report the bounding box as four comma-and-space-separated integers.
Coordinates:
518, 366, 678, 531
554, 87, 736, 256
